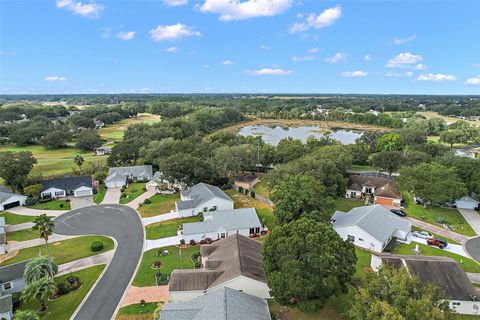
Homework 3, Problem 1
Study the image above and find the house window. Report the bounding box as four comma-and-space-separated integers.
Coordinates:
255, 227, 260, 233
203, 207, 208, 212
452, 302, 461, 306
347, 235, 355, 242
220, 232, 226, 238
249, 228, 255, 234
358, 238, 364, 242
365, 187, 372, 194
212, 206, 217, 211
55, 191, 63, 196
350, 191, 356, 197
3, 282, 12, 290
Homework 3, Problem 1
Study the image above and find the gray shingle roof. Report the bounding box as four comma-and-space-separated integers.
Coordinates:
177, 183, 233, 210
332, 205, 411, 243
0, 187, 26, 203
0, 260, 29, 283
160, 287, 271, 320
183, 208, 261, 236
0, 294, 12, 314
176, 199, 202, 210
106, 165, 153, 182
41, 176, 92, 192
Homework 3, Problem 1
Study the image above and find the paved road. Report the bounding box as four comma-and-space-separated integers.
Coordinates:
54, 205, 144, 320
465, 237, 480, 263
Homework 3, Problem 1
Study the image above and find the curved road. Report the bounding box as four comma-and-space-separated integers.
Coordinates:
54, 205, 144, 320
465, 237, 480, 263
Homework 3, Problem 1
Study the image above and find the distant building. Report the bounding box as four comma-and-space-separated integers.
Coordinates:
94, 147, 112, 156
40, 176, 93, 198
93, 119, 105, 129
175, 183, 234, 217
232, 173, 260, 190
346, 175, 402, 207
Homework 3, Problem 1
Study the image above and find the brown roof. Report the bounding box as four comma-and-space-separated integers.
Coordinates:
347, 175, 401, 199
169, 234, 267, 292
233, 174, 259, 184
374, 182, 402, 199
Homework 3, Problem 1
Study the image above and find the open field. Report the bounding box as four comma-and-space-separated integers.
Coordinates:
418, 111, 480, 127
18, 265, 105, 320
137, 194, 179, 218
98, 113, 161, 142
145, 215, 203, 239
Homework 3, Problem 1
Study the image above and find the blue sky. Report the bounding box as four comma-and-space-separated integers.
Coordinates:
1, 0, 479, 94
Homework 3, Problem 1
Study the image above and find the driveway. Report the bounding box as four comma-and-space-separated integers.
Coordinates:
102, 188, 121, 204
57, 250, 114, 276
406, 217, 470, 244
54, 205, 144, 320
145, 236, 180, 251
125, 189, 156, 209
404, 234, 469, 258
69, 196, 94, 210
457, 209, 480, 235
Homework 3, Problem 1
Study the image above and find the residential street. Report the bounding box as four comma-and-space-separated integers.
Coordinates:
465, 237, 480, 263
54, 205, 144, 320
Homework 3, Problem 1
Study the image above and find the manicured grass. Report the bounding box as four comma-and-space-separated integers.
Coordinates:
0, 144, 106, 178
0, 212, 36, 225
120, 182, 147, 204
354, 248, 372, 282
116, 302, 158, 318
132, 246, 199, 287
28, 199, 71, 211
257, 208, 277, 230
253, 181, 270, 198
334, 198, 364, 212
403, 193, 476, 237
1, 235, 114, 266
98, 113, 161, 142
94, 183, 107, 204
145, 216, 203, 240
18, 265, 105, 320
7, 229, 39, 242
394, 242, 480, 273
137, 194, 179, 218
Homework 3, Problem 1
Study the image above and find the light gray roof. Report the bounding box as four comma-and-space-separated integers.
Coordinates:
178, 183, 233, 208
0, 260, 29, 283
0, 294, 12, 314
106, 165, 153, 182
456, 196, 479, 204
176, 199, 202, 210
160, 287, 271, 320
332, 205, 411, 243
0, 188, 26, 203
183, 208, 261, 236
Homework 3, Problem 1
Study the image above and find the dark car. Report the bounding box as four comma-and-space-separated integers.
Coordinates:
427, 238, 448, 249
390, 209, 407, 217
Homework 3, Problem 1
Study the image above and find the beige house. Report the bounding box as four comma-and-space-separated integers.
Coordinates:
233, 173, 260, 190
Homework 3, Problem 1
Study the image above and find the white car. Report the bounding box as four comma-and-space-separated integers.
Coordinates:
412, 230, 433, 239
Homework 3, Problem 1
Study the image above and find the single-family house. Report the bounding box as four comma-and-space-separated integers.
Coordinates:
175, 183, 234, 217
105, 165, 153, 188
94, 147, 112, 156
0, 293, 12, 320
146, 172, 182, 193
180, 208, 263, 243
160, 286, 271, 320
346, 175, 402, 207
233, 173, 260, 191
455, 196, 479, 210
0, 186, 27, 211
93, 119, 105, 129
0, 217, 5, 255
169, 234, 270, 302
371, 254, 480, 315
331, 205, 411, 253
0, 260, 28, 295
40, 176, 93, 199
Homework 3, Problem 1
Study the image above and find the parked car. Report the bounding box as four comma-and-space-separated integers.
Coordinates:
390, 209, 407, 217
427, 238, 448, 249
412, 230, 432, 239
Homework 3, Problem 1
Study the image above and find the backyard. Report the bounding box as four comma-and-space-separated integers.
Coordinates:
137, 194, 180, 218
18, 265, 105, 320
1, 235, 114, 266
28, 199, 71, 210
145, 216, 203, 240
132, 245, 199, 287
120, 182, 147, 204
98, 113, 161, 142
334, 198, 364, 212
253, 181, 270, 198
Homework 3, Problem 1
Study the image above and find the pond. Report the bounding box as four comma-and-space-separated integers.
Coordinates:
238, 125, 363, 146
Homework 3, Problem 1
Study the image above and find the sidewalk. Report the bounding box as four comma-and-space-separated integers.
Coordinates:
7, 206, 67, 217
406, 217, 471, 244
145, 236, 180, 251
57, 250, 114, 276
6, 234, 79, 251
142, 211, 179, 226
121, 285, 169, 307
6, 222, 33, 232
125, 190, 156, 210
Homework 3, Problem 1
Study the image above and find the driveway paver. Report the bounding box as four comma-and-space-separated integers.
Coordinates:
457, 209, 480, 235
101, 188, 121, 204
145, 236, 180, 251
69, 196, 94, 210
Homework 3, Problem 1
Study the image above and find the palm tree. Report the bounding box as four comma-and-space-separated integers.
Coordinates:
24, 256, 58, 283
22, 277, 57, 312
13, 309, 39, 320
74, 154, 85, 170
31, 214, 55, 277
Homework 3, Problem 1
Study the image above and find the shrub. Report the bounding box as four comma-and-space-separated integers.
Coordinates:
65, 199, 71, 203
38, 198, 52, 203
144, 198, 151, 205
180, 239, 185, 245
189, 239, 196, 246
90, 241, 104, 252
92, 188, 98, 195
57, 283, 69, 295
250, 191, 256, 198
155, 272, 169, 285
244, 189, 250, 195
204, 238, 212, 244
143, 187, 147, 191
59, 203, 64, 208
12, 292, 22, 309
140, 299, 146, 306
238, 186, 243, 193
25, 197, 36, 206
191, 252, 201, 268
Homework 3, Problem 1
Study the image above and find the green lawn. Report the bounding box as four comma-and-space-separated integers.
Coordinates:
403, 193, 476, 237
7, 229, 39, 242
354, 248, 372, 282
137, 194, 180, 218
28, 199, 71, 211
116, 302, 158, 319
0, 212, 36, 225
1, 235, 114, 266
120, 182, 147, 204
132, 246, 199, 287
145, 216, 203, 240
18, 265, 105, 320
94, 183, 107, 204
253, 181, 270, 198
257, 208, 277, 230
98, 113, 161, 142
334, 198, 364, 212
394, 242, 480, 273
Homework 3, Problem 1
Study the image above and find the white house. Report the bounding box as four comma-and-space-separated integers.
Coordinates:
0, 261, 29, 320
0, 217, 5, 255
169, 234, 270, 303
40, 176, 93, 199
0, 294, 12, 320
0, 186, 27, 211
331, 205, 411, 253
180, 208, 263, 243
105, 165, 153, 188
455, 196, 479, 210
175, 183, 234, 217
371, 254, 480, 315
146, 171, 182, 193
94, 147, 112, 156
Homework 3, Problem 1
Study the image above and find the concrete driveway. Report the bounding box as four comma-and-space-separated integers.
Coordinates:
102, 188, 121, 204
69, 196, 94, 210
54, 205, 144, 320
457, 209, 480, 235
404, 234, 469, 258
125, 189, 156, 209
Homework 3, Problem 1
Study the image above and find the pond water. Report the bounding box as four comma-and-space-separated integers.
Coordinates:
238, 125, 363, 146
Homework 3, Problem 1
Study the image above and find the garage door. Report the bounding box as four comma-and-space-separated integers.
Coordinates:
3, 201, 20, 210
107, 180, 124, 188
74, 189, 93, 197
375, 197, 393, 206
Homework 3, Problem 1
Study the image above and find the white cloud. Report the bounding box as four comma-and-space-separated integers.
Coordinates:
44, 76, 67, 82
223, 59, 234, 65
417, 73, 456, 82
0, 50, 16, 56
325, 52, 347, 64
164, 46, 178, 52
465, 76, 480, 85
341, 70, 368, 78
391, 34, 416, 45
56, 0, 103, 18
164, 0, 188, 6
292, 55, 316, 62
364, 54, 372, 61
386, 52, 423, 68
309, 47, 321, 53
197, 0, 292, 21
248, 68, 292, 76
149, 23, 201, 41
385, 71, 413, 77
413, 64, 426, 70
117, 31, 135, 41
260, 44, 271, 50
288, 5, 342, 33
